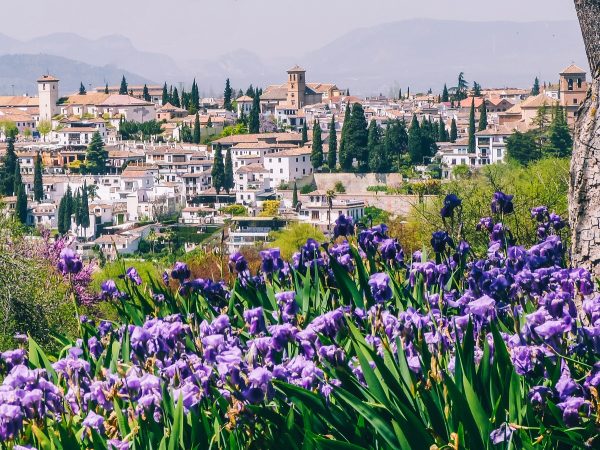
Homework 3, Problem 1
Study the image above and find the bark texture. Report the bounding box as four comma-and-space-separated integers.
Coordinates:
570, 0, 600, 275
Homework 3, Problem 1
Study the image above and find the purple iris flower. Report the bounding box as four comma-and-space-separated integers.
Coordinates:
125, 267, 142, 285
531, 206, 549, 222
476, 217, 494, 232
171, 262, 191, 283
490, 423, 515, 445
379, 238, 404, 266
368, 272, 393, 303
557, 397, 589, 426
100, 279, 119, 299
430, 231, 454, 254
57, 248, 83, 275
333, 214, 355, 238
440, 194, 461, 218
491, 191, 514, 214
244, 307, 266, 335
259, 248, 284, 274
229, 252, 249, 275
82, 411, 105, 433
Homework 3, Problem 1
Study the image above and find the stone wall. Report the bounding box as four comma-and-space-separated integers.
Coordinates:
313, 173, 406, 193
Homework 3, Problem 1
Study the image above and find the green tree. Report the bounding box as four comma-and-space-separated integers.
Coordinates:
455, 72, 468, 101
59, 186, 73, 234
292, 182, 299, 208
408, 114, 424, 164
211, 146, 225, 194
543, 105, 573, 158
478, 101, 488, 131
384, 119, 409, 171
1, 136, 17, 195
268, 223, 325, 259
327, 115, 337, 170
224, 147, 234, 194
248, 90, 260, 133
441, 84, 449, 102
119, 76, 128, 95
368, 120, 387, 172
104, 83, 109, 94
37, 121, 52, 142
301, 122, 308, 144
15, 184, 27, 225
143, 84, 151, 102
162, 83, 169, 105
531, 77, 540, 96
223, 78, 233, 111
13, 160, 22, 196
450, 118, 458, 143
346, 103, 369, 172
191, 79, 200, 112
80, 182, 90, 230
472, 81, 482, 97
86, 131, 108, 175
438, 118, 447, 142
338, 104, 352, 171
193, 113, 201, 144
79, 82, 86, 95
33, 152, 43, 202
506, 131, 541, 165
310, 121, 323, 169
57, 196, 65, 234
468, 97, 476, 152
171, 87, 181, 107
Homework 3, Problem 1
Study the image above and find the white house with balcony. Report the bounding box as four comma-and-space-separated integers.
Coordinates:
227, 216, 290, 254
297, 191, 365, 232
263, 146, 315, 187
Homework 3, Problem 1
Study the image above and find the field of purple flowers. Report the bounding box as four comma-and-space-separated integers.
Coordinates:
1, 192, 599, 449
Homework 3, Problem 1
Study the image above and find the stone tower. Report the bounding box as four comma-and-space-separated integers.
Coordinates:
286, 65, 306, 108
37, 74, 59, 122
559, 64, 588, 108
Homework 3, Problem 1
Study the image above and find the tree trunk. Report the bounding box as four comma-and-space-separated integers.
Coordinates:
570, 0, 600, 275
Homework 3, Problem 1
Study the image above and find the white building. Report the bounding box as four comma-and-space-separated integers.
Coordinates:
227, 216, 289, 254
297, 191, 365, 231
263, 146, 315, 187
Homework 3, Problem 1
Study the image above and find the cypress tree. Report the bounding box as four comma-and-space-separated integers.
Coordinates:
223, 78, 233, 111
34, 152, 43, 201
246, 85, 255, 98
79, 82, 87, 95
438, 118, 447, 142
346, 103, 369, 172
468, 98, 476, 152
442, 84, 449, 102
408, 114, 423, 164
224, 148, 234, 194
62, 186, 73, 233
104, 83, 109, 94
2, 136, 16, 195
119, 76, 128, 95
310, 121, 324, 169
171, 87, 181, 107
162, 83, 169, 105
367, 120, 387, 172
399, 88, 402, 100
191, 79, 200, 111
478, 101, 488, 131
532, 77, 541, 96
327, 115, 337, 170
13, 160, 22, 196
248, 90, 260, 133
15, 184, 27, 225
193, 112, 201, 144
57, 196, 66, 234
211, 146, 225, 194
292, 182, 298, 208
506, 131, 541, 165
450, 118, 458, 143
338, 104, 352, 171
143, 84, 151, 102
73, 189, 82, 228
301, 122, 308, 144
86, 131, 108, 175
81, 182, 90, 230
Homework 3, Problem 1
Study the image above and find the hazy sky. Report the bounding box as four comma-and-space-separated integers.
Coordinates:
3, 0, 578, 59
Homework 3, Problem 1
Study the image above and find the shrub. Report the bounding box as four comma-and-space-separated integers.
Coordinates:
220, 204, 248, 216
300, 181, 317, 194
333, 181, 346, 193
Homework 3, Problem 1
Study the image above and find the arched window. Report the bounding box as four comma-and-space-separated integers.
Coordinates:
568, 78, 574, 91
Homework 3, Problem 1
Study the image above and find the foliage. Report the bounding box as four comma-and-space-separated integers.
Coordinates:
268, 222, 326, 259
532, 76, 540, 95
333, 181, 346, 193
327, 115, 337, 170
220, 204, 248, 216
300, 181, 317, 194
15, 184, 27, 224
85, 131, 108, 174
468, 97, 476, 151
311, 121, 324, 169
223, 78, 233, 111
211, 146, 225, 194
259, 200, 281, 217
0, 136, 17, 195
119, 75, 128, 95
224, 148, 234, 194
248, 88, 260, 134
361, 205, 390, 226
506, 131, 542, 165
193, 112, 201, 144
478, 101, 488, 131
33, 152, 43, 201
292, 182, 299, 208
119, 119, 163, 140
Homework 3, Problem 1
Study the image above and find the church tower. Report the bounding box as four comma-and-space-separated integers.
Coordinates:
558, 64, 588, 125
287, 65, 306, 108
37, 74, 59, 122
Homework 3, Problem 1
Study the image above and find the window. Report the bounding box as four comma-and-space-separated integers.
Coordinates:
578, 78, 582, 89
574, 98, 578, 104
311, 211, 319, 220
568, 78, 574, 91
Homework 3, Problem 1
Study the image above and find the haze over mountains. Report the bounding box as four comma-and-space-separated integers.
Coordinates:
0, 19, 588, 96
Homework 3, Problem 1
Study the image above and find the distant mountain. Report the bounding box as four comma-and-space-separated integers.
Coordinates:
0, 33, 182, 84
301, 19, 589, 94
0, 54, 151, 96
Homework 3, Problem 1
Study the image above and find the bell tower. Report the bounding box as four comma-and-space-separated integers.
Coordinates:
287, 65, 306, 108
37, 74, 59, 122
559, 64, 587, 107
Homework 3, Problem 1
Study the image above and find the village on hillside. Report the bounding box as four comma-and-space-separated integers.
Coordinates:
0, 63, 582, 258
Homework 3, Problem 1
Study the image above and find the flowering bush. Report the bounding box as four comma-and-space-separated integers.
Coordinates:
0, 192, 599, 449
